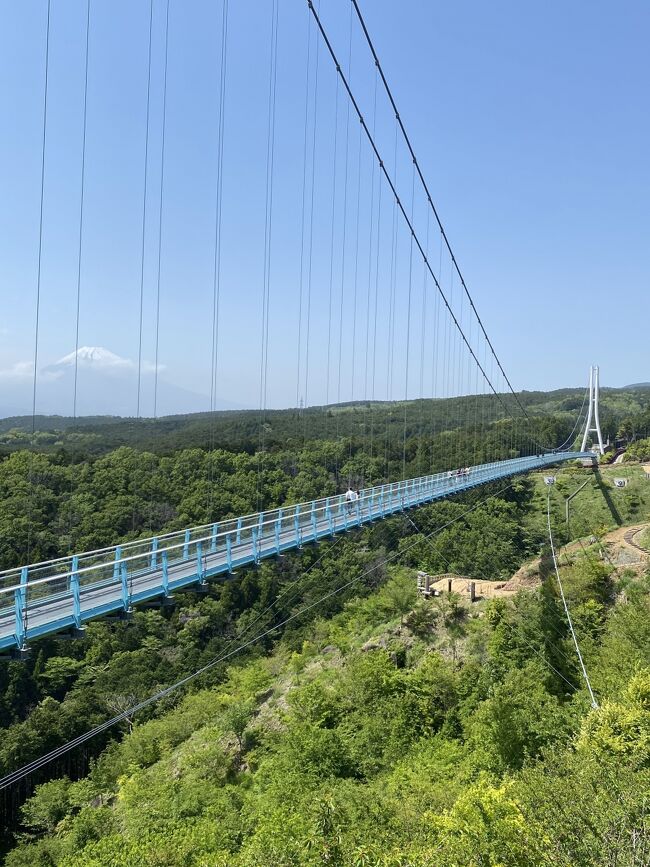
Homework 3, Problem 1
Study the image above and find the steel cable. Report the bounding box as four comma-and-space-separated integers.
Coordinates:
546, 491, 599, 707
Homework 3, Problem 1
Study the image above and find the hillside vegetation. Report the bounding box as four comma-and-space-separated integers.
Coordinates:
2, 391, 650, 864
1, 384, 648, 458
6, 541, 650, 866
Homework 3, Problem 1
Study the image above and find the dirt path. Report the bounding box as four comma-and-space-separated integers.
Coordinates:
623, 526, 650, 553
507, 522, 650, 589
422, 521, 650, 604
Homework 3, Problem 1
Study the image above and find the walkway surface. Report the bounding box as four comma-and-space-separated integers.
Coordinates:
0, 452, 591, 651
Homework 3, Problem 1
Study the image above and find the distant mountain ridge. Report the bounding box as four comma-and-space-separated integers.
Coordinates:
0, 346, 242, 419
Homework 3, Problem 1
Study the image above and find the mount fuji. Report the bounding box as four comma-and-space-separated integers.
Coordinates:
0, 347, 237, 418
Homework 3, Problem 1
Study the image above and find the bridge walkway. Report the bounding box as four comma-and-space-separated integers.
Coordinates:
0, 452, 591, 651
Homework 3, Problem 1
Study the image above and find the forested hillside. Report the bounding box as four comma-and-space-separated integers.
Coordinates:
1, 393, 650, 864
5, 513, 650, 865
1, 384, 648, 458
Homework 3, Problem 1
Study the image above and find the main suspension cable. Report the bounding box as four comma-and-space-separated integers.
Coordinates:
307, 1, 513, 422
349, 0, 532, 427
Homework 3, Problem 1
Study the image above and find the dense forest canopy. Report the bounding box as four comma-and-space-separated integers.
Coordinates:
1, 390, 650, 864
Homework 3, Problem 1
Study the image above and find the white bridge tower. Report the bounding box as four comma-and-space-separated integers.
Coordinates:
580, 365, 605, 455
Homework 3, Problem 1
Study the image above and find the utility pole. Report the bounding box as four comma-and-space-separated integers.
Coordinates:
565, 478, 590, 536
580, 365, 605, 455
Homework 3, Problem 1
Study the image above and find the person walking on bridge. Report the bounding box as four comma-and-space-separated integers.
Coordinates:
345, 487, 358, 514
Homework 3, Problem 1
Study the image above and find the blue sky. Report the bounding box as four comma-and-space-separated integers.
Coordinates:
0, 0, 648, 416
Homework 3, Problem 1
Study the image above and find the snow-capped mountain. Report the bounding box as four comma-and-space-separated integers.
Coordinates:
0, 347, 239, 418
49, 346, 134, 371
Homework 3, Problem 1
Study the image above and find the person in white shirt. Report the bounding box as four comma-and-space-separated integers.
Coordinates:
345, 488, 358, 514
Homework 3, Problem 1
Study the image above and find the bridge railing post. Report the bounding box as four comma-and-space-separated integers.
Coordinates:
275, 510, 282, 554
183, 529, 190, 561
294, 505, 301, 548
236, 517, 242, 546
113, 546, 122, 581
150, 537, 159, 570
326, 498, 334, 535
71, 555, 81, 629
14, 566, 28, 648
120, 562, 130, 611
211, 523, 219, 553
252, 528, 260, 563
14, 588, 25, 649
196, 541, 205, 583
162, 550, 169, 596
311, 502, 317, 539
226, 533, 233, 572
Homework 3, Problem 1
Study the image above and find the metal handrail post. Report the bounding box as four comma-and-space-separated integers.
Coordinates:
226, 533, 233, 572
71, 556, 81, 629
120, 562, 129, 611
162, 551, 169, 596
183, 529, 190, 560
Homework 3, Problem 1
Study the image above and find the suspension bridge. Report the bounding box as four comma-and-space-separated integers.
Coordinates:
0, 0, 604, 655
0, 451, 595, 651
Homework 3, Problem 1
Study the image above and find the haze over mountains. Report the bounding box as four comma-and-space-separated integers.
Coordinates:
1, 348, 647, 422
0, 346, 241, 418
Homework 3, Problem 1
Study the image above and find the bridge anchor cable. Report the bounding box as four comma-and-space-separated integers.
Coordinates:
546, 491, 599, 709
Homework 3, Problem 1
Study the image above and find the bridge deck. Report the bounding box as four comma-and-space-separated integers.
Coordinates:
0, 453, 591, 650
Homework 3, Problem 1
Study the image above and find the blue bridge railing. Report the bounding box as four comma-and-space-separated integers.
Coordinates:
0, 452, 593, 650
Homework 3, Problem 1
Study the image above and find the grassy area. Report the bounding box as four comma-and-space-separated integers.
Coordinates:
637, 527, 650, 551
526, 462, 650, 545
